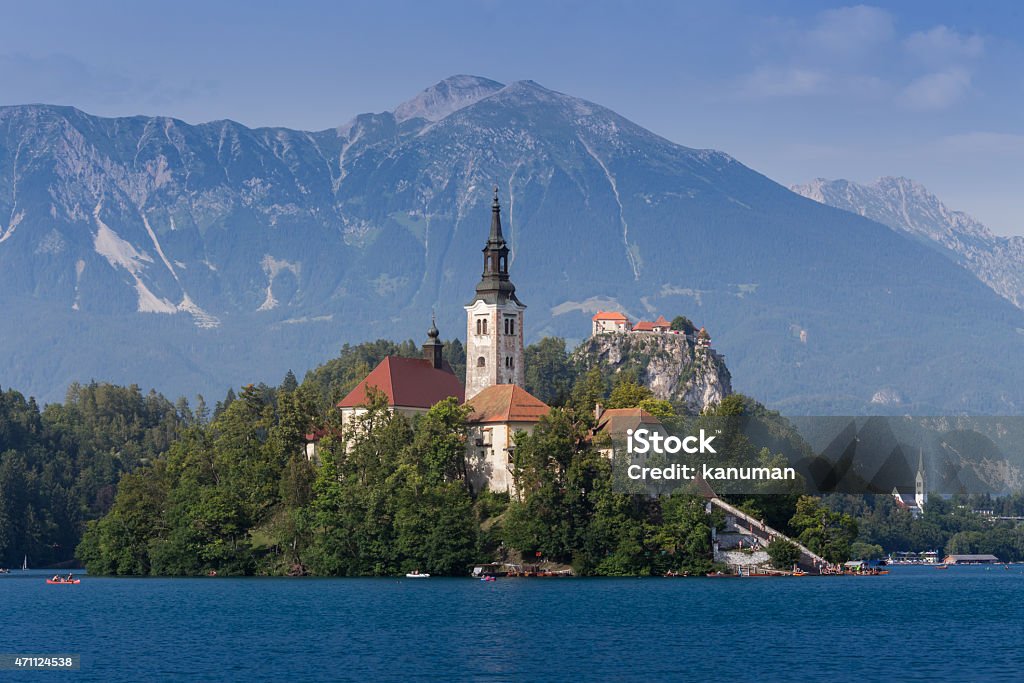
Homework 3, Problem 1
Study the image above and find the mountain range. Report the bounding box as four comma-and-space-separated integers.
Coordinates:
1, 75, 1023, 414
792, 176, 1024, 310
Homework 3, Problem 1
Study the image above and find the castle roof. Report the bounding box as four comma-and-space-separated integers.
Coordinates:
632, 321, 656, 331
465, 384, 550, 423
593, 310, 630, 322
338, 356, 464, 409
653, 316, 670, 327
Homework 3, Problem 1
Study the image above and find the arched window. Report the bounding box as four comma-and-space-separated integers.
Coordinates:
477, 356, 486, 368
482, 319, 488, 335
476, 319, 482, 335
499, 256, 506, 271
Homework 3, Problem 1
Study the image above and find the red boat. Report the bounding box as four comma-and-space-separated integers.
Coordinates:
46, 579, 80, 584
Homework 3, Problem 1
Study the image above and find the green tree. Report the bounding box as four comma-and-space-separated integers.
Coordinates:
790, 495, 858, 564
524, 338, 575, 406
670, 316, 696, 334
767, 538, 801, 569
606, 380, 653, 410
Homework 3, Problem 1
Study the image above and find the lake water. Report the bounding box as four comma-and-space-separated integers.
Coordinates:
3, 566, 1022, 681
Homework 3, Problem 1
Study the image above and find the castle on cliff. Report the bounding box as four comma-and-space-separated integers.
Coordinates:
591, 311, 712, 349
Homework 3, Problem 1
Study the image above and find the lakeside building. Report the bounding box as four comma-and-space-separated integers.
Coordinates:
943, 554, 1000, 564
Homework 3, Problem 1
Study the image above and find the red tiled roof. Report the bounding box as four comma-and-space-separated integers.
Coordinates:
337, 356, 464, 409
632, 321, 656, 331
653, 316, 670, 327
593, 310, 630, 321
465, 384, 550, 423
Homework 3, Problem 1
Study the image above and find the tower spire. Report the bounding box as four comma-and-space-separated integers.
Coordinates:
470, 185, 522, 307
489, 186, 505, 245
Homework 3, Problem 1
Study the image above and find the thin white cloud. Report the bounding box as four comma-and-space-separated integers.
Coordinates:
905, 26, 984, 66
899, 68, 972, 109
739, 66, 827, 97
735, 6, 985, 109
806, 5, 895, 62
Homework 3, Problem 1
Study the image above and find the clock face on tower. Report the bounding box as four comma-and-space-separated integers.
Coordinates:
465, 189, 525, 400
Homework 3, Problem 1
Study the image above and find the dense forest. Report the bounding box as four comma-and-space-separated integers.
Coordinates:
0, 382, 186, 567
3, 333, 1024, 574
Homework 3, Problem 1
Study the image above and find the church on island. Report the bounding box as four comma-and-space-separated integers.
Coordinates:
308, 189, 551, 495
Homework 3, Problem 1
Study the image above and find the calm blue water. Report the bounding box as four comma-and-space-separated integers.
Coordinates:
2, 566, 1023, 681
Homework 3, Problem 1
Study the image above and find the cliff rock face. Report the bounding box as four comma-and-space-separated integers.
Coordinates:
573, 331, 732, 414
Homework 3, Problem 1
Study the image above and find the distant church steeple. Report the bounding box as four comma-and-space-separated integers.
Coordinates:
915, 448, 927, 510
465, 187, 526, 400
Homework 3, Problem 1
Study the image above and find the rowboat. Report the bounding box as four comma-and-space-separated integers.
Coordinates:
46, 579, 80, 584
405, 572, 430, 578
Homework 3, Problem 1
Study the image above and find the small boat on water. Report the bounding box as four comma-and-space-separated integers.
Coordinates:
405, 571, 430, 578
792, 569, 808, 577
935, 564, 949, 570
480, 576, 496, 582
46, 579, 80, 584
21, 556, 28, 571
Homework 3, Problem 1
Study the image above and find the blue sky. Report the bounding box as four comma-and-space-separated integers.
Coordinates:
2, 1, 1022, 234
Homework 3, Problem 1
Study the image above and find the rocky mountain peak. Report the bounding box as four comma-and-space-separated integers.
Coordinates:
392, 75, 505, 123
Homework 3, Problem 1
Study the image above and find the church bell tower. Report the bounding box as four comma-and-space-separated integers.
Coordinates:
464, 188, 525, 400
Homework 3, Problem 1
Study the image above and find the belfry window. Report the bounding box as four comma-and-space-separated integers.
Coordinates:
477, 356, 486, 368
504, 318, 515, 335
482, 319, 488, 335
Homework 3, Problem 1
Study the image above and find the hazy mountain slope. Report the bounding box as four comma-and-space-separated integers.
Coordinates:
1, 77, 1023, 415
793, 176, 1024, 309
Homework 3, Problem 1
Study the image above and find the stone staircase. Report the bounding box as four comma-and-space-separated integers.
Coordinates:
709, 497, 828, 572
